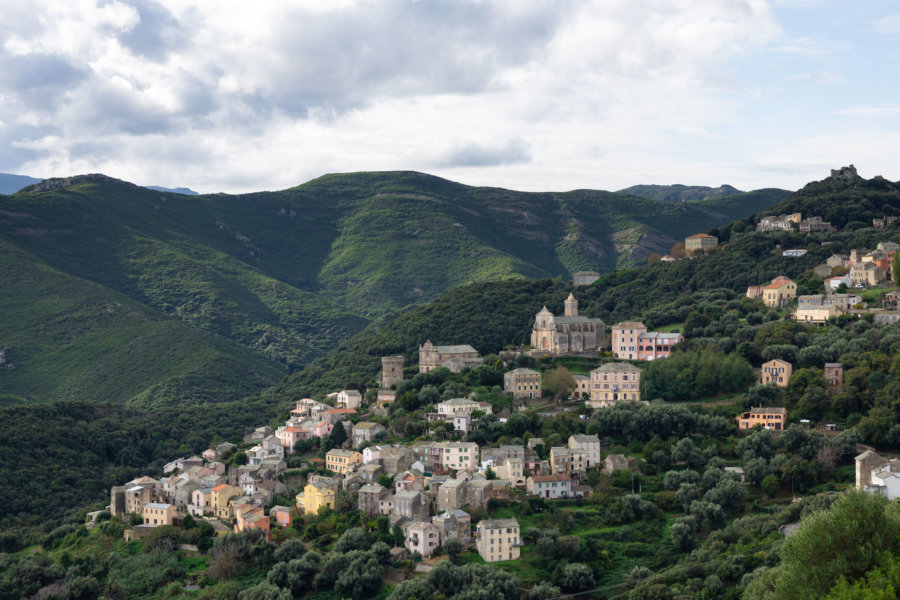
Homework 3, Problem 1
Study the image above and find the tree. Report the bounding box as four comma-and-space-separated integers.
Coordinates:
676, 483, 700, 512
238, 582, 292, 600
761, 473, 779, 497
544, 366, 576, 400
670, 519, 696, 551
774, 490, 900, 599
559, 563, 595, 593
334, 527, 369, 553
527, 582, 562, 600
326, 423, 348, 449
444, 538, 463, 562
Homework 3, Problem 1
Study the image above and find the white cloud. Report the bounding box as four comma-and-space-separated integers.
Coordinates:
1, 0, 895, 194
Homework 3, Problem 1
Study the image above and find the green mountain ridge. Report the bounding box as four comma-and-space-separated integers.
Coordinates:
0, 170, 783, 405
618, 182, 754, 202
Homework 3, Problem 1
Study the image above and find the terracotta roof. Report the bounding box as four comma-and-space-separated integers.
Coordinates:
530, 474, 569, 483
324, 408, 357, 414
284, 427, 305, 433
687, 233, 716, 239
212, 484, 229, 491
764, 279, 794, 289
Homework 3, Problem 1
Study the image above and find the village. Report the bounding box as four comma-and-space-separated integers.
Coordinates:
105, 227, 900, 568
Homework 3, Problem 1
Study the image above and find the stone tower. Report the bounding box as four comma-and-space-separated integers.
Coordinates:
381, 355, 405, 388
564, 293, 578, 317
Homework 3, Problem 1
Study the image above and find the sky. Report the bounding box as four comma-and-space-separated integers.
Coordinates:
1, 0, 899, 194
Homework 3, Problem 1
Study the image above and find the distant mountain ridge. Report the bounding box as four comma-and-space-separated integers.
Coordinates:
0, 171, 200, 195
0, 173, 42, 195
618, 183, 757, 203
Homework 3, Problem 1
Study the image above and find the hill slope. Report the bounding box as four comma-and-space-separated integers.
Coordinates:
0, 242, 283, 406
0, 171, 780, 393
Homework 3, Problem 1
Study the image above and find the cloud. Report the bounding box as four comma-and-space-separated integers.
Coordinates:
6, 0, 896, 195
432, 139, 531, 168
872, 13, 900, 35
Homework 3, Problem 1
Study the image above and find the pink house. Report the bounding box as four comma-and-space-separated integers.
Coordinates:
313, 421, 333, 438
636, 332, 683, 360
278, 426, 307, 450
270, 505, 292, 528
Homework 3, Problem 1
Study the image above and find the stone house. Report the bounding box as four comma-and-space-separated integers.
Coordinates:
357, 463, 384, 484
432, 509, 471, 545
352, 422, 386, 448
438, 478, 467, 512
476, 518, 521, 562
188, 487, 212, 517
504, 368, 542, 399
466, 479, 493, 509
824, 363, 843, 387
827, 254, 850, 268
392, 490, 428, 523
212, 484, 244, 519
550, 447, 586, 476
234, 504, 270, 540
884, 290, 900, 310
437, 397, 491, 417
761, 359, 792, 387
685, 233, 718, 254
358, 483, 390, 517
321, 408, 357, 425
604, 454, 637, 475
418, 341, 483, 373
589, 363, 641, 408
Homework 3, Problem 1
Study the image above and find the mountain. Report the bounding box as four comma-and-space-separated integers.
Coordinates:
0, 173, 42, 195
144, 185, 199, 195
618, 183, 766, 203
0, 171, 781, 406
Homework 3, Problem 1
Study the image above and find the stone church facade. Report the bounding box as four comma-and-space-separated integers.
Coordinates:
530, 294, 605, 354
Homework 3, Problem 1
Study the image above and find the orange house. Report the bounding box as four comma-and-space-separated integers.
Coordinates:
234, 504, 270, 540
736, 407, 787, 431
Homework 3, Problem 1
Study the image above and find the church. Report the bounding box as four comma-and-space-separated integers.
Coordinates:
530, 293, 606, 354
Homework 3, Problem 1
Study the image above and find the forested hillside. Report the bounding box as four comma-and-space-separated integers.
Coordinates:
0, 171, 781, 405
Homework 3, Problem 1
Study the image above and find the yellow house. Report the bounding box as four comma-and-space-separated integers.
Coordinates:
794, 304, 839, 324
297, 481, 336, 515
761, 359, 792, 387
142, 502, 177, 526
325, 449, 362, 474
762, 277, 797, 308
211, 484, 243, 519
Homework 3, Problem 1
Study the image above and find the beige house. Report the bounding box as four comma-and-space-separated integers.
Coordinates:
530, 294, 606, 354
476, 518, 521, 562
762, 277, 797, 308
211, 484, 243, 519
437, 397, 491, 417
504, 368, 542, 399
336, 390, 363, 410
325, 449, 363, 474
494, 458, 524, 485
439, 442, 479, 471
761, 359, 792, 387
604, 454, 634, 475
589, 363, 641, 407
794, 304, 840, 324
685, 233, 718, 254
406, 521, 440, 558
418, 341, 483, 373
142, 502, 177, 526
851, 262, 887, 287
572, 374, 590, 399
